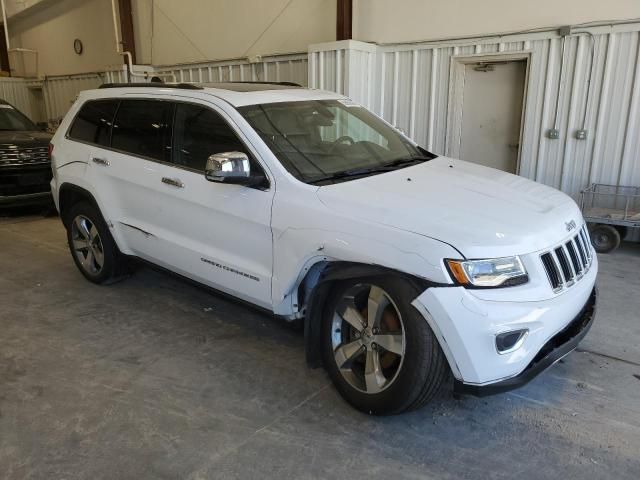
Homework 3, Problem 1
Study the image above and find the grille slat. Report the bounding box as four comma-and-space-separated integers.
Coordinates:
541, 252, 562, 291
565, 240, 582, 276
0, 145, 50, 167
540, 225, 594, 293
555, 246, 574, 284
580, 226, 592, 260
575, 234, 588, 267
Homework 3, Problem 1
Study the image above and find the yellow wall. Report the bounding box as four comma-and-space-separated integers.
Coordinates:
8, 0, 123, 76
132, 0, 336, 65
7, 0, 639, 77
353, 0, 640, 44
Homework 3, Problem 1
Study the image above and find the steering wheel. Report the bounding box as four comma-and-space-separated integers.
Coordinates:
328, 135, 355, 154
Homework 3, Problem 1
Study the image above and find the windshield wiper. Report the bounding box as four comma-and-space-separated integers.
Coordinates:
308, 167, 386, 184
308, 156, 434, 185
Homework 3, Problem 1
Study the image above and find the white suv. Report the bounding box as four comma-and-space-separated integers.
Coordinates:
50, 82, 597, 414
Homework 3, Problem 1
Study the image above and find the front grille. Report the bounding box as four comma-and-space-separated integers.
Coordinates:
540, 225, 594, 292
0, 145, 50, 167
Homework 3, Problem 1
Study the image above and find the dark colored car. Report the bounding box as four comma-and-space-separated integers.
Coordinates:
0, 100, 52, 207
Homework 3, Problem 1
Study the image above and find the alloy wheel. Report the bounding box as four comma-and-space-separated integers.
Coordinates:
71, 215, 105, 275
331, 284, 405, 394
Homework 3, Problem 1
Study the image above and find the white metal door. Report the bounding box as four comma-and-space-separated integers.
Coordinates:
459, 61, 526, 173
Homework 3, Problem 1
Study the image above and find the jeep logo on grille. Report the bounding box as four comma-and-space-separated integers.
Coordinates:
18, 152, 32, 161
565, 220, 577, 232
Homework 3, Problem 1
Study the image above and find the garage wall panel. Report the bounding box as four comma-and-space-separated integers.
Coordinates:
0, 78, 38, 120
41, 74, 104, 123
309, 23, 640, 199
153, 53, 309, 87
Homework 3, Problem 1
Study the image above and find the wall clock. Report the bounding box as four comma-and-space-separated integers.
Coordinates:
73, 39, 83, 55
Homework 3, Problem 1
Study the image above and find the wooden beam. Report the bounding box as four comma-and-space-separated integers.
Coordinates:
117, 0, 136, 64
336, 0, 352, 41
0, 25, 9, 75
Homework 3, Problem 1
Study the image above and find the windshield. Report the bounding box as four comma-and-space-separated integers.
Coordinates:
238, 100, 435, 184
0, 104, 37, 131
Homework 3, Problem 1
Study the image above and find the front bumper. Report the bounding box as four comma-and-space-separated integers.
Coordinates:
454, 286, 596, 396
412, 254, 597, 387
0, 191, 52, 207
0, 164, 52, 207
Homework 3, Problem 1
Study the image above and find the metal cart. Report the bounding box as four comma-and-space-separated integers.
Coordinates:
580, 183, 640, 253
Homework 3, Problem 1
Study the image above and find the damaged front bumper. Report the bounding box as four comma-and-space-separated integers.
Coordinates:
453, 286, 596, 396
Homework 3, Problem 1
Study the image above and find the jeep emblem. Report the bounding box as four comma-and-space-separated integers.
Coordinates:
565, 220, 577, 232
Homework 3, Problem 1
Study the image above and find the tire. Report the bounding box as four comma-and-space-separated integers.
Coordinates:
589, 224, 621, 253
614, 225, 628, 240
321, 275, 449, 415
65, 201, 126, 284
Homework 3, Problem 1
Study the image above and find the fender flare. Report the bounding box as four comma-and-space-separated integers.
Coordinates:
303, 261, 446, 367
58, 183, 102, 228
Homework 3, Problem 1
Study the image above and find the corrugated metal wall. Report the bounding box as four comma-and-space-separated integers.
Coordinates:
153, 53, 309, 86
0, 53, 308, 127
41, 74, 104, 123
0, 70, 127, 126
309, 23, 640, 201
0, 78, 40, 120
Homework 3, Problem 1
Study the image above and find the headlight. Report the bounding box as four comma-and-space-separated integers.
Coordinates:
445, 256, 528, 288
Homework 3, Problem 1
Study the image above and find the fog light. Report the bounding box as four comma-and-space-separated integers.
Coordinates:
495, 329, 528, 354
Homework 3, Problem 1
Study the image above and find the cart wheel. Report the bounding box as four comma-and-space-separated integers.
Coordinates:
614, 226, 628, 239
590, 224, 621, 253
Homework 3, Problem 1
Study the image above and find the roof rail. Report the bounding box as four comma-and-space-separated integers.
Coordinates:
221, 81, 302, 87
99, 83, 203, 90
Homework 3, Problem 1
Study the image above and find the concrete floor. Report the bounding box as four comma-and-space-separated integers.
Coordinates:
1, 212, 639, 480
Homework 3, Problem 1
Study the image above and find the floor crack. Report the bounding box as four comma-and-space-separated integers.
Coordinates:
576, 348, 640, 367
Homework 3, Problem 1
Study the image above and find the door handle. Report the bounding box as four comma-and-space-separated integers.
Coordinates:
162, 177, 185, 188
92, 157, 110, 166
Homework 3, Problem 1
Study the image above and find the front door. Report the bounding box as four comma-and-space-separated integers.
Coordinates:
459, 61, 526, 173
107, 97, 274, 309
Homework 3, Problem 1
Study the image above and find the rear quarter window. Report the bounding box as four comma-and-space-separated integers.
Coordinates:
68, 99, 119, 146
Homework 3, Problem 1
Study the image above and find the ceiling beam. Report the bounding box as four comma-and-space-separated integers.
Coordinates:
337, 0, 352, 41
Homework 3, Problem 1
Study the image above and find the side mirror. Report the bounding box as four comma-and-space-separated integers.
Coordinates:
205, 151, 251, 183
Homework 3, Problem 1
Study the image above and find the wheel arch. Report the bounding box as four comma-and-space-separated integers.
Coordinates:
58, 183, 101, 229
300, 261, 444, 368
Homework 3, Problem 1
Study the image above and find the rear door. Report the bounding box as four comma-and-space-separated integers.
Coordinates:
66, 98, 120, 214
81, 98, 176, 260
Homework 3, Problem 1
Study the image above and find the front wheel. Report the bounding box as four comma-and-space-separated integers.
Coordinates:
322, 276, 449, 415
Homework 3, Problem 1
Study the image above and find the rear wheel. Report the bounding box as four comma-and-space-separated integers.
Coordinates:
322, 276, 448, 415
66, 202, 126, 283
589, 224, 621, 253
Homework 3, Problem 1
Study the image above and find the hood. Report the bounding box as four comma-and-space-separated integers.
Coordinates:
316, 157, 583, 258
0, 130, 52, 146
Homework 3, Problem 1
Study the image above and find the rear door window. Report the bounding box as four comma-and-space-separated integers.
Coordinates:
68, 99, 119, 147
111, 100, 174, 162
172, 103, 250, 172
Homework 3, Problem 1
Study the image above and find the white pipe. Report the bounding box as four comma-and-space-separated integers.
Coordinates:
110, 0, 120, 52
1, 0, 10, 51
